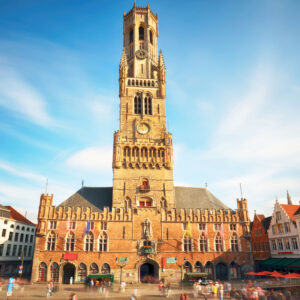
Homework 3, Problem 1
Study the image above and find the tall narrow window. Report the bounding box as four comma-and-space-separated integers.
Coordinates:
99, 232, 108, 252
134, 96, 142, 114
39, 263, 47, 282
66, 232, 75, 251
150, 30, 153, 44
51, 263, 59, 282
139, 26, 144, 40
47, 231, 56, 251
78, 263, 87, 282
129, 29, 133, 43
215, 232, 223, 251
85, 232, 94, 252
144, 96, 152, 115
123, 226, 125, 239
200, 233, 208, 252
231, 233, 239, 252
184, 237, 192, 252
141, 64, 143, 74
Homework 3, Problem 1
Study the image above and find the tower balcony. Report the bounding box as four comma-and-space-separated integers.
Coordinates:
140, 184, 150, 192
127, 78, 158, 88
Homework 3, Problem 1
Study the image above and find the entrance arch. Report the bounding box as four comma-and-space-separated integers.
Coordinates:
216, 262, 228, 281
139, 259, 159, 283
63, 263, 75, 284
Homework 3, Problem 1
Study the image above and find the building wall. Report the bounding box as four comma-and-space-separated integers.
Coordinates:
268, 202, 300, 258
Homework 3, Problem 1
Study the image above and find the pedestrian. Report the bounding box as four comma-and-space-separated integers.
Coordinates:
46, 281, 51, 298
69, 292, 78, 300
218, 284, 224, 300
70, 276, 73, 285
7, 276, 15, 297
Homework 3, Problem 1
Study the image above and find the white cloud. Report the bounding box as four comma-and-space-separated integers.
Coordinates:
66, 146, 112, 173
0, 66, 55, 127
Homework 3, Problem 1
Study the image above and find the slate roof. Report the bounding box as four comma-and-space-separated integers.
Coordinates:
58, 186, 230, 211
58, 187, 112, 212
174, 186, 230, 210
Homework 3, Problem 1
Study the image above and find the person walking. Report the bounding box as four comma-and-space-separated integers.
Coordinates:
7, 276, 15, 297
218, 284, 224, 300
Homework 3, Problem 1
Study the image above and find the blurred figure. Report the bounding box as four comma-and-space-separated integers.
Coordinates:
69, 292, 78, 300
7, 276, 15, 297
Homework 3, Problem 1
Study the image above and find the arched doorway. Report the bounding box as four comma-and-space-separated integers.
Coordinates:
216, 262, 228, 281
63, 263, 75, 284
139, 260, 159, 283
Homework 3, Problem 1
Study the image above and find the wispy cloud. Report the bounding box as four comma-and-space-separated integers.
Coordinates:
0, 66, 55, 127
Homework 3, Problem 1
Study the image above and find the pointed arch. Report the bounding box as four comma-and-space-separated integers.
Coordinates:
46, 231, 56, 251
101, 263, 110, 274
89, 263, 99, 274
50, 262, 59, 282
78, 263, 87, 282
230, 232, 239, 252
38, 262, 47, 282
65, 231, 75, 251
215, 232, 223, 252
183, 261, 192, 273
194, 261, 203, 273
99, 232, 108, 252
139, 26, 144, 40
160, 198, 167, 209
84, 232, 94, 252
199, 232, 208, 252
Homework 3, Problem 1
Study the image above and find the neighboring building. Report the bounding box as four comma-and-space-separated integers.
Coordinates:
32, 4, 252, 284
0, 205, 36, 279
251, 213, 271, 271
264, 192, 300, 272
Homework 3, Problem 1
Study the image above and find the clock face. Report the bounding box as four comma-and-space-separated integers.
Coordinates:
136, 122, 150, 134
135, 49, 147, 59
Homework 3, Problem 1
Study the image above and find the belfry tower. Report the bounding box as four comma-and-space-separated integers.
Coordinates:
112, 3, 174, 209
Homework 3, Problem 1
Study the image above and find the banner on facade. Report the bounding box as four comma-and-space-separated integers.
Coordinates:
64, 253, 77, 260
166, 257, 177, 264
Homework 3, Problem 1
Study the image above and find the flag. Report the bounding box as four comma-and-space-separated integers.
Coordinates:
220, 223, 224, 238
84, 221, 90, 234
184, 221, 192, 238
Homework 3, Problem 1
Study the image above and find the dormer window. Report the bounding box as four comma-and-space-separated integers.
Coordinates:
139, 26, 144, 40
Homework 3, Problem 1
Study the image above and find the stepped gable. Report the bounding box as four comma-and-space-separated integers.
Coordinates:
58, 187, 112, 212
174, 186, 230, 210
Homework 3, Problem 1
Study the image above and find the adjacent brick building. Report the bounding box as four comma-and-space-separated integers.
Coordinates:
251, 213, 271, 271
32, 4, 252, 284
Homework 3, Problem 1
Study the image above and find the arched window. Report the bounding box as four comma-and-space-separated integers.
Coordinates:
150, 30, 153, 44
183, 261, 192, 273
99, 232, 108, 252
231, 233, 239, 252
139, 26, 144, 40
144, 96, 152, 115
230, 262, 239, 280
134, 95, 142, 114
51, 262, 59, 282
129, 28, 133, 43
47, 231, 56, 251
10, 224, 14, 228
101, 263, 110, 274
78, 263, 87, 282
200, 233, 208, 252
183, 237, 192, 252
215, 232, 223, 252
205, 262, 214, 277
85, 232, 94, 252
90, 263, 99, 274
124, 198, 131, 209
194, 261, 203, 272
39, 262, 47, 281
65, 232, 75, 251
160, 198, 167, 209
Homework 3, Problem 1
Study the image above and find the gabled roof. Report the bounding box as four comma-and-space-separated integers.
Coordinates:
4, 206, 35, 225
257, 214, 265, 222
280, 204, 300, 222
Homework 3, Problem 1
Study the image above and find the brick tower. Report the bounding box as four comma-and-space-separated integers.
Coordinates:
112, 3, 174, 209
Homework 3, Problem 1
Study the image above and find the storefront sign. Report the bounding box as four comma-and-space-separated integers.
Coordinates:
278, 251, 293, 254
119, 257, 128, 265
64, 253, 77, 260
166, 257, 177, 264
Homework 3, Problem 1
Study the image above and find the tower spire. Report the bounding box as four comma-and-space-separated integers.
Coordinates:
119, 48, 128, 96
287, 190, 293, 205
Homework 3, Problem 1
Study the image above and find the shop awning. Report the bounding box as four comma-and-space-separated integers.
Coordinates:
261, 258, 283, 266
261, 258, 300, 268
287, 259, 300, 268
87, 274, 114, 282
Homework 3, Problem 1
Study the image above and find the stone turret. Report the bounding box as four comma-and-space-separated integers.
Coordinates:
287, 190, 293, 205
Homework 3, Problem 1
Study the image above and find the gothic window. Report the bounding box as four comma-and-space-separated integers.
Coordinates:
150, 30, 153, 44
144, 96, 152, 115
78, 263, 87, 282
85, 232, 94, 252
124, 198, 131, 209
139, 26, 144, 40
129, 28, 133, 43
99, 232, 108, 252
101, 263, 110, 274
134, 95, 142, 114
89, 263, 99, 274
183, 261, 192, 273
231, 233, 239, 252
199, 233, 208, 252
47, 231, 56, 251
38, 262, 47, 282
160, 198, 167, 209
184, 237, 192, 252
194, 261, 203, 272
65, 232, 75, 251
204, 262, 214, 277
215, 232, 223, 252
51, 262, 59, 282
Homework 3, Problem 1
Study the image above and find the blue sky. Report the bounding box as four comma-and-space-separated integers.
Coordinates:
0, 0, 300, 222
